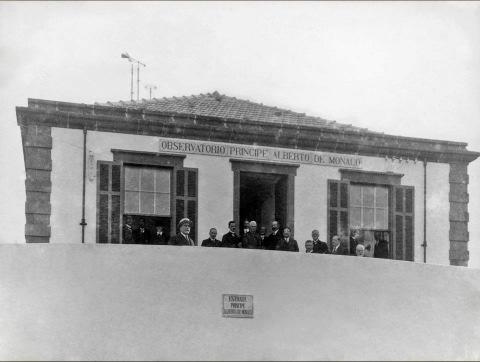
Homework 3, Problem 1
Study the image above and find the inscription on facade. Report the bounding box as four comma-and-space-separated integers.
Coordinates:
158, 138, 362, 168
222, 294, 254, 318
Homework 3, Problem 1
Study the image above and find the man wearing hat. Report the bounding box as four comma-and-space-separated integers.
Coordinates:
168, 218, 196, 246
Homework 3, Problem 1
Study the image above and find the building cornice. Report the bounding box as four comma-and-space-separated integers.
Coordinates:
16, 98, 480, 164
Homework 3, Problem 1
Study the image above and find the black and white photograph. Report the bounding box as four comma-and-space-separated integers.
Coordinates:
0, 1, 479, 360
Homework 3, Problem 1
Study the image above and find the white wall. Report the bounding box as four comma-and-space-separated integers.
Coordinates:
0, 244, 479, 361
183, 154, 234, 240
425, 162, 450, 265
50, 128, 84, 243
50, 128, 451, 264
294, 164, 338, 245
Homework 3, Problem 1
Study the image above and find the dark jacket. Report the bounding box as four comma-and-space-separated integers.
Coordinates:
133, 227, 151, 244
201, 238, 222, 247
168, 233, 195, 246
312, 240, 330, 254
276, 238, 299, 252
152, 232, 167, 245
242, 232, 263, 249
123, 224, 134, 244
374, 240, 389, 259
221, 232, 241, 248
332, 241, 349, 255
350, 236, 360, 256
264, 230, 282, 250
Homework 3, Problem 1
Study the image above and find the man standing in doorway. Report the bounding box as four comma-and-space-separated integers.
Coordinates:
276, 227, 299, 252
168, 218, 195, 246
242, 219, 250, 237
243, 221, 263, 249
259, 227, 267, 246
221, 221, 241, 248
264, 220, 282, 250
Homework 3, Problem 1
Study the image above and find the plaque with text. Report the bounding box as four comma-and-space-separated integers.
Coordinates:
222, 294, 254, 318
159, 137, 363, 169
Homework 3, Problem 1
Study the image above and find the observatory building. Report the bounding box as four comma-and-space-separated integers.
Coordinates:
16, 91, 479, 265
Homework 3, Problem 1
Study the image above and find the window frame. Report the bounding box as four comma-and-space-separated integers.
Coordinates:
123, 165, 173, 217
108, 149, 192, 243
349, 183, 389, 230
328, 169, 414, 260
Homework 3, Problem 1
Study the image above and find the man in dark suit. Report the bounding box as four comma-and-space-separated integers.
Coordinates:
133, 217, 151, 244
264, 220, 282, 250
221, 221, 241, 248
276, 227, 299, 252
259, 227, 267, 246
201, 228, 222, 247
168, 218, 196, 246
241, 219, 250, 238
349, 229, 361, 256
152, 225, 167, 245
374, 231, 389, 259
308, 229, 330, 254
122, 215, 134, 244
331, 235, 349, 255
242, 221, 263, 249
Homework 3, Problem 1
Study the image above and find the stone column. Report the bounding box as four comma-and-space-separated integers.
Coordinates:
21, 125, 52, 243
449, 162, 469, 266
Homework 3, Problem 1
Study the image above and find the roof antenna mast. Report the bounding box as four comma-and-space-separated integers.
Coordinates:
144, 84, 158, 100
121, 52, 146, 101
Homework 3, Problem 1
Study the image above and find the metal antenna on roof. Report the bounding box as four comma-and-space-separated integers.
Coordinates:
121, 52, 146, 101
144, 84, 157, 100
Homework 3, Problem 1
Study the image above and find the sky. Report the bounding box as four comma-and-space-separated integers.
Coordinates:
0, 1, 479, 266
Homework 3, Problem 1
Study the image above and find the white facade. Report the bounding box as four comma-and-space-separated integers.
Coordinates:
50, 127, 451, 265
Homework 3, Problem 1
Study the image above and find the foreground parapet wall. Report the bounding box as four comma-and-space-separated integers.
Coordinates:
0, 244, 479, 360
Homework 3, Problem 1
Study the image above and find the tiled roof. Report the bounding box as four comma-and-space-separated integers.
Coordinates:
98, 91, 370, 132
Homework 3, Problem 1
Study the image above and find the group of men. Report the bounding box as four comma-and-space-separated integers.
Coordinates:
200, 219, 300, 252
200, 219, 389, 258
122, 216, 169, 245
123, 215, 390, 259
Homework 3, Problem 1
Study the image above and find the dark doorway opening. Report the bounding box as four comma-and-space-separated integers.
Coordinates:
239, 172, 287, 231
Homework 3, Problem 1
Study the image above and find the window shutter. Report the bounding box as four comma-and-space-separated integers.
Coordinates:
175, 168, 198, 244
327, 179, 350, 251
392, 185, 415, 261
97, 161, 122, 244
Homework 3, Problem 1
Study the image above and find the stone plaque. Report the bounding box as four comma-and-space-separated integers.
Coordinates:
222, 294, 254, 318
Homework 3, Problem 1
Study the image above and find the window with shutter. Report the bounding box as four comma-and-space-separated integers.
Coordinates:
392, 185, 415, 261
175, 168, 198, 244
327, 180, 350, 251
96, 161, 122, 243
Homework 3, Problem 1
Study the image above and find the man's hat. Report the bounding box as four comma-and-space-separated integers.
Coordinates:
178, 218, 192, 228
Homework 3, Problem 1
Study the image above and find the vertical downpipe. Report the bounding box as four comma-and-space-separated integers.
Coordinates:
422, 159, 427, 263
80, 128, 87, 243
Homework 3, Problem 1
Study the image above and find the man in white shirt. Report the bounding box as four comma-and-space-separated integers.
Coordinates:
305, 240, 314, 253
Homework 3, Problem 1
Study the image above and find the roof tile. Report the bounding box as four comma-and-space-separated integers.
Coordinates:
97, 92, 370, 132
